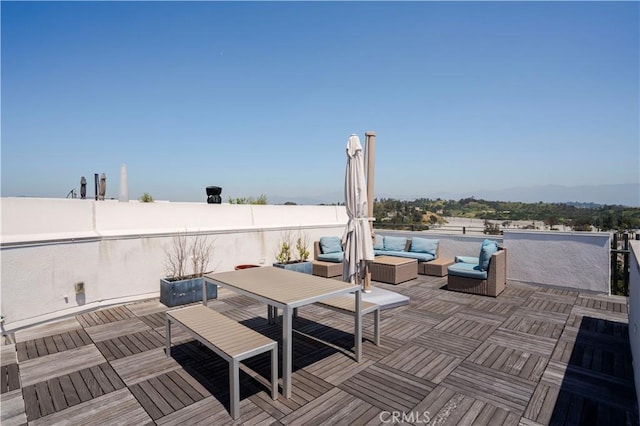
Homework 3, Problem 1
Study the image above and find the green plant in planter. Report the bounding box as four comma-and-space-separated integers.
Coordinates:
295, 234, 310, 262
275, 232, 293, 264
274, 231, 312, 274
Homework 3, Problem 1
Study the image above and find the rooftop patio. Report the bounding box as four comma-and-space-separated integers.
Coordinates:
1, 274, 636, 425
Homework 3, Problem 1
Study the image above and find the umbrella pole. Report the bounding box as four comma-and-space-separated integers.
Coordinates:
363, 131, 376, 293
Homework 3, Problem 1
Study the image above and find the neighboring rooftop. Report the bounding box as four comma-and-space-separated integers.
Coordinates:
1, 275, 636, 425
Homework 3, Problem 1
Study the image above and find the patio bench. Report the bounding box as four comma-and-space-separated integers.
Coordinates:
165, 305, 278, 419
315, 296, 380, 345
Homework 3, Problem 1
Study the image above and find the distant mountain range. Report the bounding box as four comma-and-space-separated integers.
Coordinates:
269, 183, 640, 207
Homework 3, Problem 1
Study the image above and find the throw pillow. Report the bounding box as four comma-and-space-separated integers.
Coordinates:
320, 236, 342, 254
410, 237, 439, 255
374, 234, 384, 250
478, 241, 499, 271
383, 236, 407, 252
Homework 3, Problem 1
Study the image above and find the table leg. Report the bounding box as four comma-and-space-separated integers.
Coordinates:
355, 289, 362, 361
282, 306, 293, 398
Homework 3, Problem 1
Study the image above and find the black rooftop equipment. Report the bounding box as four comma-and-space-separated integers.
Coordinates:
206, 186, 222, 204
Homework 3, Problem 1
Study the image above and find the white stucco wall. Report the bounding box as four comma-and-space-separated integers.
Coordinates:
1, 198, 347, 330
629, 241, 640, 412
502, 230, 610, 294
0, 198, 615, 331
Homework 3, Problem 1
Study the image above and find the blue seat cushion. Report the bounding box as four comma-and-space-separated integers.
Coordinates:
478, 241, 499, 271
317, 252, 344, 263
410, 237, 438, 256
455, 256, 479, 264
383, 236, 407, 252
391, 251, 434, 262
320, 236, 343, 254
448, 262, 488, 280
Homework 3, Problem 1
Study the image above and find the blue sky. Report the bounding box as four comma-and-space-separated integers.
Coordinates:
2, 1, 639, 205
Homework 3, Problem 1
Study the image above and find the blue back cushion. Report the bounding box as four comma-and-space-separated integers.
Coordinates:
320, 236, 342, 254
478, 240, 499, 271
384, 236, 407, 252
410, 237, 439, 255
374, 234, 384, 250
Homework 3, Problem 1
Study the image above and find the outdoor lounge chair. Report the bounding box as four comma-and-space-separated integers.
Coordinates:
447, 240, 506, 297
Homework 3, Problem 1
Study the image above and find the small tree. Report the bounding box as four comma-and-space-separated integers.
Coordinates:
295, 232, 310, 262
275, 231, 293, 264
165, 232, 215, 280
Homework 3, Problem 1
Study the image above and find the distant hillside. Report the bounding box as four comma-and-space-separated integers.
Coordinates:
415, 183, 640, 207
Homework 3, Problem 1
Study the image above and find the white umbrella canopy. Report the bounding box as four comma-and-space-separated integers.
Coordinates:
342, 134, 375, 285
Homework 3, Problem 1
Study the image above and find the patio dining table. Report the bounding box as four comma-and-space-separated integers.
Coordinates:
203, 266, 362, 398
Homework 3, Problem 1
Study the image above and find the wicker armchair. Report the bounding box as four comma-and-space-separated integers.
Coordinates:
447, 248, 507, 297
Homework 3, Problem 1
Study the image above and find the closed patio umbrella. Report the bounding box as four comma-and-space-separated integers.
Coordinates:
342, 134, 374, 286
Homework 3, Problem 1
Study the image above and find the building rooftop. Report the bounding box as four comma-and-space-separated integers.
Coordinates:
1, 275, 636, 425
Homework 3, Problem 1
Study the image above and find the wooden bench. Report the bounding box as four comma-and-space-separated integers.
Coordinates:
315, 296, 380, 346
165, 305, 278, 419
274, 296, 381, 345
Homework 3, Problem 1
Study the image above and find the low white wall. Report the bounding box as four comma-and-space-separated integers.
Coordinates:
502, 230, 611, 294
1, 198, 348, 330
629, 241, 640, 412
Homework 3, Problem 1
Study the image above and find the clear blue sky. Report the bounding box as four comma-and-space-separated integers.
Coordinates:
2, 1, 638, 204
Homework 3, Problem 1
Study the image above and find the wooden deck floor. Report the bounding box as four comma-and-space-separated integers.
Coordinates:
1, 276, 637, 425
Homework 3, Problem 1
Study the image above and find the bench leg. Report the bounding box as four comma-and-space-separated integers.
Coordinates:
165, 316, 172, 357
373, 309, 380, 346
271, 345, 278, 400
230, 359, 239, 419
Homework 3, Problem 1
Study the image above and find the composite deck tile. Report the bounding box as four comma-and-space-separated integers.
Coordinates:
280, 387, 378, 426
14, 317, 83, 344
83, 317, 150, 343
111, 347, 181, 386
28, 388, 151, 426
75, 305, 136, 328
434, 315, 498, 340
442, 360, 537, 415
380, 344, 462, 384
303, 352, 376, 386
469, 298, 521, 317
414, 298, 462, 318
20, 344, 106, 387
338, 364, 434, 412
523, 296, 574, 315
0, 388, 28, 426
17, 329, 93, 362
413, 328, 482, 358
1, 363, 20, 393
22, 362, 124, 421
95, 329, 165, 361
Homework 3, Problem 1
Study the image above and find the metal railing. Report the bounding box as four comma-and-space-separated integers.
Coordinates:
611, 232, 632, 295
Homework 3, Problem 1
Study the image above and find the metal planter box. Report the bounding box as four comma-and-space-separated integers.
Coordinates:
273, 261, 313, 275
160, 277, 218, 307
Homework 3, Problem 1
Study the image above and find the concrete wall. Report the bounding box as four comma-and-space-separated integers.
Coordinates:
629, 241, 640, 412
1, 198, 348, 330
502, 230, 610, 294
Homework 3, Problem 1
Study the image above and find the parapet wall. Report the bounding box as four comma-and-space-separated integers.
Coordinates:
1, 198, 614, 331
0, 198, 348, 330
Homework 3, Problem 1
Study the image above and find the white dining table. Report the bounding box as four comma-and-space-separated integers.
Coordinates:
203, 266, 362, 398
